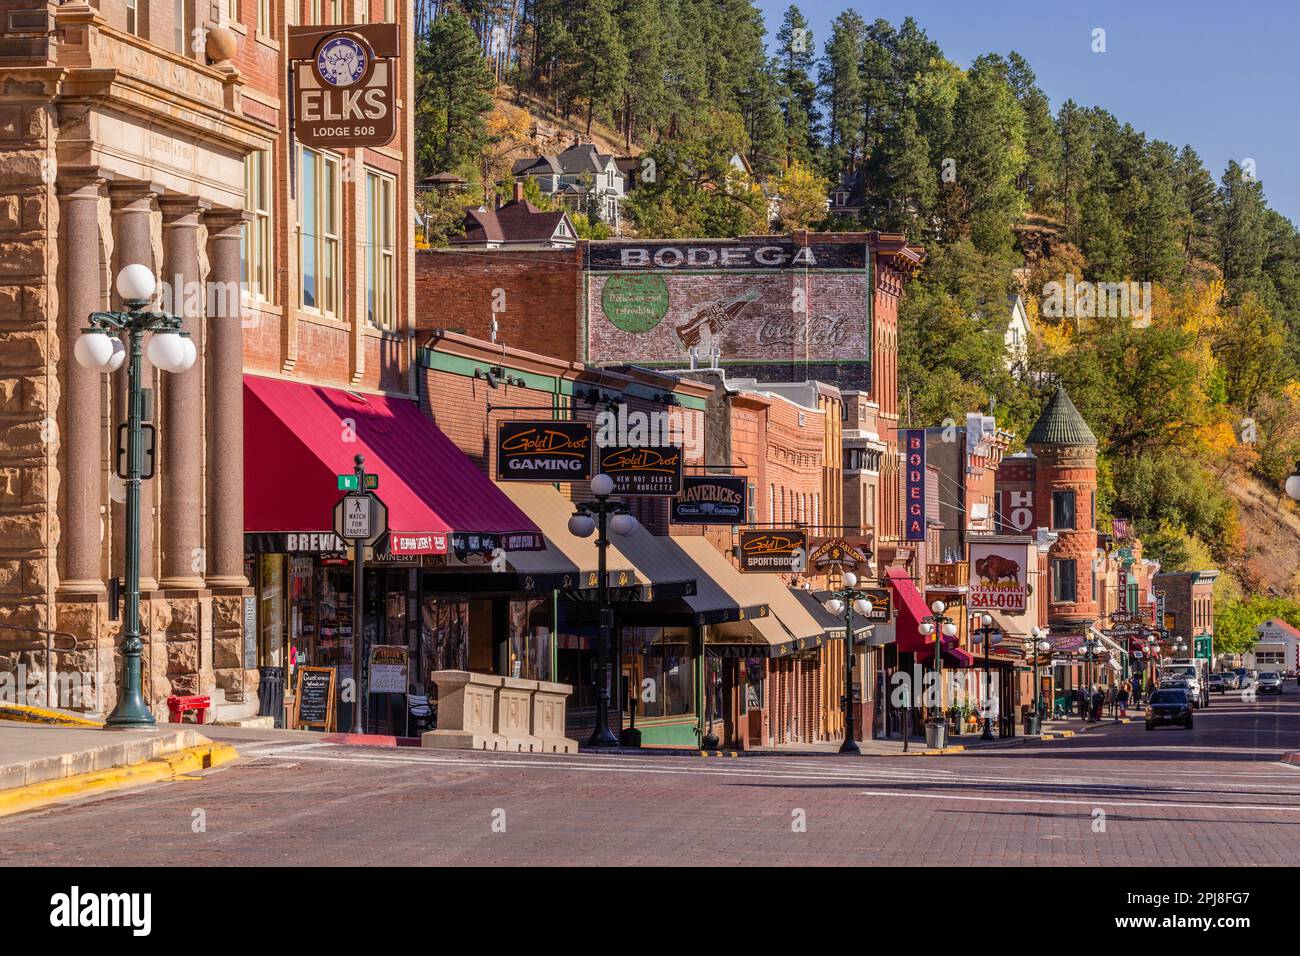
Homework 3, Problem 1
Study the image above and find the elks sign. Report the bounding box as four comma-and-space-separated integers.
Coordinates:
289, 24, 399, 149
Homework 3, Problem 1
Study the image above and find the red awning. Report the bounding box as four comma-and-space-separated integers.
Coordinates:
244, 375, 541, 554
886, 566, 975, 666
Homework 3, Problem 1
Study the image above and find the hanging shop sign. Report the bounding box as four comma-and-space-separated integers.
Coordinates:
968, 541, 1028, 612
672, 475, 746, 524
738, 530, 807, 573
903, 429, 926, 542
289, 24, 399, 149
807, 536, 873, 572
496, 421, 593, 481
597, 444, 683, 496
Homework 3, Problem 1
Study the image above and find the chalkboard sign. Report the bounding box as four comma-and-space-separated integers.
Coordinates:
294, 666, 336, 731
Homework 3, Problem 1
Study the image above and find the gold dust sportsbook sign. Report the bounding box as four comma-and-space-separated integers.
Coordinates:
290, 25, 398, 149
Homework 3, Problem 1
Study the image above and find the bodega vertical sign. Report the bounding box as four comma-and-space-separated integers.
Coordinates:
289, 24, 399, 149
904, 429, 926, 542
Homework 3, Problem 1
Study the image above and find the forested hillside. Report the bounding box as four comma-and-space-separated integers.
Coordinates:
412, 1, 1300, 613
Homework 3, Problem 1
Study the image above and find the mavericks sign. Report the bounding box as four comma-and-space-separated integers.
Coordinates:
672, 475, 746, 524
289, 24, 399, 149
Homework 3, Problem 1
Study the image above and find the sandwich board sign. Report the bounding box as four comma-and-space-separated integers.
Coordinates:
289, 24, 399, 149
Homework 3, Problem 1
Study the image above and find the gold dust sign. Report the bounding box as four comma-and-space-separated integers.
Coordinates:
738, 530, 807, 573
289, 24, 398, 149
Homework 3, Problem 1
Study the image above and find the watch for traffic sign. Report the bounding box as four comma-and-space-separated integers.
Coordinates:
333, 491, 387, 547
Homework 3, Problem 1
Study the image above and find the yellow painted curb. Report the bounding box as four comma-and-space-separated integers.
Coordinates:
1060, 730, 1075, 737
0, 704, 103, 729
0, 742, 237, 818
1040, 734, 1055, 740
698, 750, 739, 758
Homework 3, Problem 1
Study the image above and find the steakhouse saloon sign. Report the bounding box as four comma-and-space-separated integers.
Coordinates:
289, 24, 398, 149
496, 421, 593, 480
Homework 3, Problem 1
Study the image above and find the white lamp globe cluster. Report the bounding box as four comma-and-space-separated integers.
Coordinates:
75, 266, 196, 374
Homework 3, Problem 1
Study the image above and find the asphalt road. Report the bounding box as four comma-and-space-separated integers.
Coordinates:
3, 684, 1298, 866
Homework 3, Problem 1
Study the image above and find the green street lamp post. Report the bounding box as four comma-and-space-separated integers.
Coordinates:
77, 265, 196, 728
569, 473, 638, 748
969, 613, 1001, 741
1080, 634, 1106, 721
1023, 626, 1051, 735
823, 571, 874, 755
918, 599, 957, 748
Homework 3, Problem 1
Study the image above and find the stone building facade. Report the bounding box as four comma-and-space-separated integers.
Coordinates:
0, 0, 414, 718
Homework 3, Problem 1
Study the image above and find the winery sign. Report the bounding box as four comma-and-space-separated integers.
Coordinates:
289, 24, 399, 149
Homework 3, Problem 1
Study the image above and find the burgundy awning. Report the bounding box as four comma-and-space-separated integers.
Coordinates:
244, 375, 541, 553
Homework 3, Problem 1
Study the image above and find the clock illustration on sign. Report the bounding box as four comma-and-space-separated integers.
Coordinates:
315, 35, 370, 88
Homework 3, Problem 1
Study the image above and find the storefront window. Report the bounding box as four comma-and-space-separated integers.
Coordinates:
507, 598, 552, 681
258, 555, 286, 667
745, 656, 765, 710
622, 626, 694, 720
421, 596, 469, 679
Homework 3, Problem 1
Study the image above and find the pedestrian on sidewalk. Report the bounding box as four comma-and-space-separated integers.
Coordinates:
1105, 682, 1116, 719
1091, 685, 1104, 722
1076, 686, 1088, 720
1118, 680, 1131, 717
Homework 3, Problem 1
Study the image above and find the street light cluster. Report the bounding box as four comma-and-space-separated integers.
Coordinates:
74, 265, 196, 375
568, 471, 640, 747
822, 571, 874, 754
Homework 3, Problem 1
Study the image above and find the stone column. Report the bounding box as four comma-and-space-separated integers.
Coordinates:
108, 182, 160, 591
158, 196, 210, 590
203, 207, 249, 588
56, 173, 109, 594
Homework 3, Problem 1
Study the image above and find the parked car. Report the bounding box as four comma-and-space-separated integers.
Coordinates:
1146, 688, 1194, 730
1219, 672, 1239, 690
1207, 673, 1227, 694
1257, 672, 1284, 694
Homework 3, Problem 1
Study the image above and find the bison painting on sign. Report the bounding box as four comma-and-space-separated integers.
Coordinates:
968, 542, 1028, 612
584, 240, 873, 387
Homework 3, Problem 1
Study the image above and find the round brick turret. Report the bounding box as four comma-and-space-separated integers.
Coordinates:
1027, 386, 1099, 634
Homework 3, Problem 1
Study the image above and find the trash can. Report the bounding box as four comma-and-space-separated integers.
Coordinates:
257, 666, 286, 728
924, 719, 947, 749
1024, 713, 1041, 736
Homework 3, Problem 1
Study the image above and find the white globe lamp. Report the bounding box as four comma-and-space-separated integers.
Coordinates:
115, 264, 156, 305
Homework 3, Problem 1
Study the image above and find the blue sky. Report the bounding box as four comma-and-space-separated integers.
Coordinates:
754, 0, 1299, 224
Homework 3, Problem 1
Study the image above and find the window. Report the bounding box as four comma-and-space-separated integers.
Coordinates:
174, 0, 187, 52
384, 0, 394, 19
747, 481, 757, 525
1051, 558, 1076, 603
299, 147, 341, 316
242, 150, 273, 302
1052, 490, 1076, 530
365, 170, 396, 329
126, 0, 139, 34
259, 0, 271, 33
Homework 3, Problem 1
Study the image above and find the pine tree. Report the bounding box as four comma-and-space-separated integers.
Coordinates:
950, 56, 1026, 257
774, 6, 820, 164
616, 0, 665, 148
416, 7, 498, 177
1218, 160, 1269, 304
817, 10, 866, 175
1056, 99, 1091, 231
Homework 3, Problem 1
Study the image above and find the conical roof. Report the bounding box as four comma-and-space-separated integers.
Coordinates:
1026, 386, 1097, 447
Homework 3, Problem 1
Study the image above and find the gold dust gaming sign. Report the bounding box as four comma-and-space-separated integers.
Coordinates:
289, 24, 398, 149
496, 421, 593, 481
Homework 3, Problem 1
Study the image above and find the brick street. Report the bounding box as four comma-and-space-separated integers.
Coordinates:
3, 686, 1297, 867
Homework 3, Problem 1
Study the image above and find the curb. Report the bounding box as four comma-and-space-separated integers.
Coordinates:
0, 742, 238, 818
0, 704, 103, 729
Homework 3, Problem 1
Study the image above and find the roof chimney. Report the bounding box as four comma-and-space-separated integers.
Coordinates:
513, 180, 524, 203
495, 191, 503, 210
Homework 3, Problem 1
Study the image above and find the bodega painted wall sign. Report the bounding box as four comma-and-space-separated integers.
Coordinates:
597, 444, 682, 496
738, 530, 807, 573
672, 475, 746, 524
587, 241, 868, 272
289, 24, 398, 149
496, 421, 593, 481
